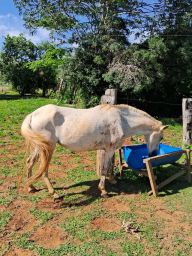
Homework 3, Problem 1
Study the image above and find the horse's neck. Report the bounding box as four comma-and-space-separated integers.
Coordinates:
121, 108, 158, 136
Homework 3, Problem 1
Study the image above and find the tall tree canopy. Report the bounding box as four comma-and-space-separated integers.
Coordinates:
14, 0, 149, 43
152, 0, 192, 34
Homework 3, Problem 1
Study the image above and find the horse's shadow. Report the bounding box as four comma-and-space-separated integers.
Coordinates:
52, 174, 139, 207
53, 167, 191, 207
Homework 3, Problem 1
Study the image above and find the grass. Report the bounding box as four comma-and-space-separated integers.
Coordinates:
0, 97, 192, 255
121, 242, 146, 256
30, 208, 54, 224
0, 192, 17, 207
0, 211, 12, 231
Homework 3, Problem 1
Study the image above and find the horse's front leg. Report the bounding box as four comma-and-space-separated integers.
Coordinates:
98, 175, 108, 197
107, 155, 117, 185
97, 150, 115, 197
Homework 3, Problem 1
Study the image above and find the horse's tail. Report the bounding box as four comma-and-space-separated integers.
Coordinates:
21, 115, 53, 186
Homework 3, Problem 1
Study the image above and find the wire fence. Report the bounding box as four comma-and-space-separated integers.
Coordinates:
117, 97, 182, 118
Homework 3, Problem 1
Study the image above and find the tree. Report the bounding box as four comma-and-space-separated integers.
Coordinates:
57, 31, 129, 105
27, 44, 65, 96
14, 0, 147, 102
149, 0, 192, 35
103, 36, 167, 94
144, 0, 192, 102
104, 0, 192, 104
14, 0, 148, 43
0, 36, 66, 97
13, 0, 161, 103
0, 34, 38, 95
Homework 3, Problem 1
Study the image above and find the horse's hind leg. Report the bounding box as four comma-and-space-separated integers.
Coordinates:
41, 148, 60, 199
43, 169, 54, 194
26, 149, 38, 192
26, 142, 55, 195
42, 168, 60, 199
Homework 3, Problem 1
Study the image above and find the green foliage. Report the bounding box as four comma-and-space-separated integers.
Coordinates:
153, 0, 192, 35
13, 0, 146, 105
0, 212, 12, 231
5, 0, 192, 112
30, 208, 54, 224
121, 242, 146, 256
0, 35, 66, 97
57, 34, 126, 106
0, 34, 38, 95
137, 0, 192, 105
27, 44, 65, 96
104, 36, 167, 92
13, 0, 144, 41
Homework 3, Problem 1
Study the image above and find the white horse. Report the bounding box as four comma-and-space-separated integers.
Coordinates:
21, 104, 168, 199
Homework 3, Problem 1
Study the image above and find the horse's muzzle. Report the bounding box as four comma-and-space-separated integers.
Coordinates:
149, 150, 158, 157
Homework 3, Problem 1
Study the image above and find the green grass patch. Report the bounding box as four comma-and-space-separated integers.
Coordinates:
121, 241, 146, 256
0, 193, 17, 207
89, 229, 123, 240
67, 166, 96, 183
62, 211, 101, 241
30, 208, 54, 224
0, 211, 12, 231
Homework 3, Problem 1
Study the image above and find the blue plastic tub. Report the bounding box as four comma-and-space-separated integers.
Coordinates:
122, 143, 183, 170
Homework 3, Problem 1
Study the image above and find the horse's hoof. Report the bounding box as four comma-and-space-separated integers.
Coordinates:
28, 186, 38, 193
53, 193, 60, 199
53, 193, 63, 202
101, 193, 109, 198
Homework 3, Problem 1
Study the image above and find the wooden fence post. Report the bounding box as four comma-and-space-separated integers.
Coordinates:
182, 98, 192, 145
96, 89, 117, 177
100, 89, 117, 105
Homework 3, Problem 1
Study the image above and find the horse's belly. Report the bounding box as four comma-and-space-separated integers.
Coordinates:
59, 142, 105, 152
59, 135, 107, 151
56, 116, 118, 151
57, 126, 108, 151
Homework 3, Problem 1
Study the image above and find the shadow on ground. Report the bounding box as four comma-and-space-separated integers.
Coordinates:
0, 94, 39, 100
51, 166, 191, 207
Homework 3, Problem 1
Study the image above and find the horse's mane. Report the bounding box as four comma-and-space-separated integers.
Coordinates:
100, 104, 159, 123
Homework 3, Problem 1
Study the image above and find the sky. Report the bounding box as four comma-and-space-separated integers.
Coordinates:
0, 0, 50, 49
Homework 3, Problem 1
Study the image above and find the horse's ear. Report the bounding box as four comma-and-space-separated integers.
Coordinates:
160, 125, 169, 131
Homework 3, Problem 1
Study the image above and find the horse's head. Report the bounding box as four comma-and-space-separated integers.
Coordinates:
145, 125, 168, 157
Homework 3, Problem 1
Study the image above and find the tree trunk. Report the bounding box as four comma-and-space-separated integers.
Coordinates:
42, 83, 47, 97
